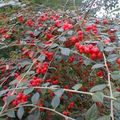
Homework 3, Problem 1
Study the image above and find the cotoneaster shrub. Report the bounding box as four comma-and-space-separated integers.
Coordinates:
0, 7, 120, 120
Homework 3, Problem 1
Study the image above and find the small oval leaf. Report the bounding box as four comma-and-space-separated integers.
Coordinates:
51, 96, 60, 109
92, 63, 104, 69
72, 84, 82, 91
17, 107, 24, 120
31, 92, 40, 104
90, 84, 107, 92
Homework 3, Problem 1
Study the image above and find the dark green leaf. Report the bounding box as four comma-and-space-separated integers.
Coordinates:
104, 47, 115, 52
113, 102, 120, 110
6, 95, 16, 105
34, 30, 40, 36
24, 88, 34, 95
6, 110, 15, 118
97, 116, 110, 120
51, 96, 60, 109
17, 107, 24, 120
92, 63, 104, 69
0, 90, 7, 97
83, 58, 91, 66
61, 48, 70, 56
72, 84, 82, 91
59, 36, 67, 42
38, 54, 46, 62
86, 104, 98, 120
107, 54, 118, 62
97, 42, 104, 52
90, 84, 107, 92
31, 92, 40, 104
50, 43, 58, 49
113, 92, 120, 97
111, 73, 120, 80
54, 89, 64, 98
67, 30, 73, 35
92, 92, 104, 103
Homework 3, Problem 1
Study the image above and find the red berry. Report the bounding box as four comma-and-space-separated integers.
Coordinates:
63, 111, 69, 115
116, 58, 120, 64
96, 71, 103, 78
68, 102, 74, 109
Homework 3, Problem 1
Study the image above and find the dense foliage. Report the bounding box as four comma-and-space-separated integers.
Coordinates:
0, 1, 120, 120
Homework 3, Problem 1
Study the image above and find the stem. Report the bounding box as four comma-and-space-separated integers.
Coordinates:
0, 86, 116, 100
103, 53, 114, 120
0, 104, 76, 120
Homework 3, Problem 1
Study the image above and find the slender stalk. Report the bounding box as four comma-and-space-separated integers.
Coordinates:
0, 86, 116, 100
0, 104, 76, 120
103, 53, 114, 120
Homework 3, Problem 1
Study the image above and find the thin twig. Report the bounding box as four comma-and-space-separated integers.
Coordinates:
0, 86, 116, 100
0, 104, 76, 120
103, 53, 114, 120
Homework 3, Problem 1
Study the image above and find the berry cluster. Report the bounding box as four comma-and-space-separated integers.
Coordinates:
42, 51, 54, 61
85, 24, 98, 34
12, 93, 27, 106
68, 102, 74, 109
30, 77, 43, 86
36, 62, 49, 74
62, 22, 73, 31
75, 43, 103, 60
17, 15, 24, 23
68, 56, 75, 63
25, 19, 34, 27
46, 78, 59, 85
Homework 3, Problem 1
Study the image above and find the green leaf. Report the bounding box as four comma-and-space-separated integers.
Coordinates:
92, 92, 104, 103
6, 110, 15, 118
19, 60, 31, 67
107, 54, 118, 62
97, 116, 110, 120
113, 92, 120, 97
111, 72, 120, 80
34, 30, 40, 36
50, 85, 60, 88
9, 80, 18, 85
67, 30, 73, 35
90, 84, 107, 92
60, 47, 70, 56
50, 43, 58, 49
72, 84, 82, 90
54, 89, 64, 98
17, 107, 24, 120
51, 96, 60, 109
113, 101, 120, 110
31, 92, 40, 104
83, 58, 91, 66
104, 47, 115, 52
58, 28, 64, 32
27, 115, 34, 120
6, 95, 16, 105
38, 54, 46, 62
0, 90, 7, 97
59, 36, 67, 42
86, 104, 98, 120
24, 88, 34, 95
97, 42, 103, 52
92, 63, 104, 69
42, 82, 50, 87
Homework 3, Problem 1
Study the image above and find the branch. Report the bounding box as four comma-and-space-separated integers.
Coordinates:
0, 86, 116, 100
0, 104, 76, 120
103, 53, 114, 120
